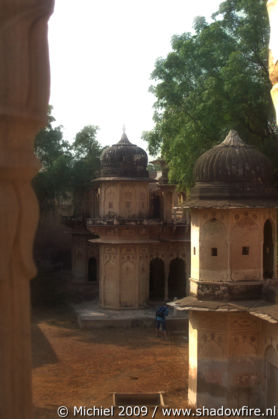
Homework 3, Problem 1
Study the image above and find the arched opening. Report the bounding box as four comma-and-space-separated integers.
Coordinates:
149, 258, 165, 300
168, 258, 186, 299
264, 346, 278, 407
88, 257, 97, 282
263, 220, 274, 279
151, 195, 161, 218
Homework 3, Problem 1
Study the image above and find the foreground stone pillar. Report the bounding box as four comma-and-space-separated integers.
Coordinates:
268, 0, 278, 122
0, 1, 54, 418
189, 312, 263, 409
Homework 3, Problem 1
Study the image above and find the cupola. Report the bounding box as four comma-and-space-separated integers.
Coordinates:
100, 131, 148, 178
190, 130, 277, 204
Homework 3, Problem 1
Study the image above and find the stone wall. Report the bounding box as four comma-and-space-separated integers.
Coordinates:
189, 310, 278, 409
189, 311, 264, 408
99, 242, 189, 308
190, 208, 277, 299
99, 181, 149, 218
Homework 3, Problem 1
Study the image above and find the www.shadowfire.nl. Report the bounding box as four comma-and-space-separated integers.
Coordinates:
161, 406, 277, 417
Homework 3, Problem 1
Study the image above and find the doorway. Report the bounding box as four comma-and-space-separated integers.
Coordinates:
88, 257, 97, 282
168, 258, 186, 299
151, 195, 161, 219
149, 258, 165, 300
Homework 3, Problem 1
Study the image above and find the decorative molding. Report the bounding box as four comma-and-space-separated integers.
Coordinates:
0, 1, 54, 418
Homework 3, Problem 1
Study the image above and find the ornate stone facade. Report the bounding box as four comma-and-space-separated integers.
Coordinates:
190, 208, 277, 299
99, 181, 150, 218
174, 131, 278, 409
189, 311, 265, 408
1, 2, 277, 417
71, 134, 190, 308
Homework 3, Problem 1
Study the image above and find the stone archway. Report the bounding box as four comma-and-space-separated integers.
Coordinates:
168, 258, 186, 299
263, 220, 274, 279
149, 258, 165, 300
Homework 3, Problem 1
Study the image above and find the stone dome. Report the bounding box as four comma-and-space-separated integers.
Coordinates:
100, 132, 149, 178
190, 130, 277, 202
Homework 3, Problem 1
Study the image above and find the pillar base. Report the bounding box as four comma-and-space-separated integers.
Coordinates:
188, 311, 264, 409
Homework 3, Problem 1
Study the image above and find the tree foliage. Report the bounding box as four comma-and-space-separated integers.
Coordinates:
32, 108, 101, 212
71, 125, 101, 212
143, 0, 278, 188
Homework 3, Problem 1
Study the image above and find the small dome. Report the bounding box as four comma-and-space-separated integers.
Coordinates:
191, 130, 276, 202
100, 132, 148, 178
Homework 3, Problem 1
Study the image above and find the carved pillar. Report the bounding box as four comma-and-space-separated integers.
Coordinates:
189, 312, 263, 409
0, 1, 54, 418
268, 0, 278, 122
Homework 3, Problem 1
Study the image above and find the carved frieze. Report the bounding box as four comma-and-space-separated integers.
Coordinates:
120, 246, 137, 262
230, 334, 259, 356
103, 246, 117, 264
139, 246, 149, 260
229, 314, 260, 332
199, 331, 226, 358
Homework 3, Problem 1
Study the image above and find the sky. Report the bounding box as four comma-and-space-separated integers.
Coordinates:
48, 0, 223, 152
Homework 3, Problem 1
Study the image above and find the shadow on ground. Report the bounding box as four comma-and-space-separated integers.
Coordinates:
31, 323, 59, 368
32, 303, 187, 350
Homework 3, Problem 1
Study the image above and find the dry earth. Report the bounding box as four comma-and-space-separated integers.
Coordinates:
32, 304, 189, 419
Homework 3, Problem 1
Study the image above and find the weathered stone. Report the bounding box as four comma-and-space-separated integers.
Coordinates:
188, 312, 264, 408
70, 132, 190, 308
0, 1, 54, 418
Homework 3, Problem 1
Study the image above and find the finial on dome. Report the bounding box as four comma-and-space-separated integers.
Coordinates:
118, 126, 131, 144
221, 130, 246, 147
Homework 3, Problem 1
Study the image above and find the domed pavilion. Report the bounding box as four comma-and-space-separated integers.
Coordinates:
172, 130, 278, 410
100, 131, 149, 179
191, 129, 276, 204
71, 131, 190, 309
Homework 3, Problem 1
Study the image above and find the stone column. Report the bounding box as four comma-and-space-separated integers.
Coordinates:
161, 187, 174, 223
0, 1, 54, 418
268, 0, 278, 122
188, 311, 263, 409
72, 234, 89, 282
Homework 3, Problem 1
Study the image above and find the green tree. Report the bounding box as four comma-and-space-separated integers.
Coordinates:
71, 125, 102, 214
32, 107, 72, 210
143, 0, 278, 188
33, 111, 102, 213
72, 125, 100, 158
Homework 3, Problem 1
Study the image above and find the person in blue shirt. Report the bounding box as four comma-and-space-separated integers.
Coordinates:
155, 304, 169, 339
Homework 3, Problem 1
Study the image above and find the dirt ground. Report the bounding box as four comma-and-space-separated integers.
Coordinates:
32, 303, 189, 419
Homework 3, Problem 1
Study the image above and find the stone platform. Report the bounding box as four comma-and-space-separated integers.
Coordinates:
73, 299, 188, 330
